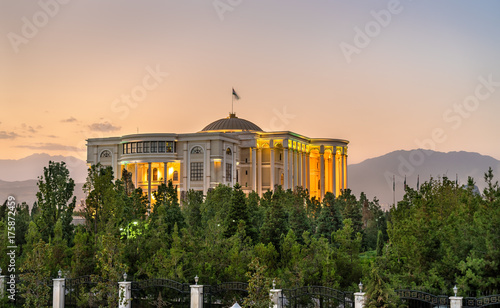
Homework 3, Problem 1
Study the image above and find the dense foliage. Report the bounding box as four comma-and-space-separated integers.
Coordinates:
1, 162, 499, 307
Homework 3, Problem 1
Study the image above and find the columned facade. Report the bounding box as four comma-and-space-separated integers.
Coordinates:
87, 113, 349, 202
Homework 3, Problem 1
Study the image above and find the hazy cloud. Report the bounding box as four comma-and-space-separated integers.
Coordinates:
47, 135, 58, 138
88, 121, 121, 132
21, 123, 37, 134
61, 117, 77, 123
0, 131, 20, 139
15, 143, 83, 152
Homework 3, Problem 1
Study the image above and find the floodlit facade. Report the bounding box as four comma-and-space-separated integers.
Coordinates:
86, 113, 349, 203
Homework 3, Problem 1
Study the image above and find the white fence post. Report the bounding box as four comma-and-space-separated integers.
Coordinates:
190, 284, 204, 308
52, 277, 65, 308
354, 292, 366, 308
269, 288, 282, 308
0, 270, 5, 299
118, 281, 132, 308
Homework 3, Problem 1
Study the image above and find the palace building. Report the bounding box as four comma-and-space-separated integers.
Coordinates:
86, 113, 349, 203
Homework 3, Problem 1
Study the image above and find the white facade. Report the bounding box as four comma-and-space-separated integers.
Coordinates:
86, 113, 349, 202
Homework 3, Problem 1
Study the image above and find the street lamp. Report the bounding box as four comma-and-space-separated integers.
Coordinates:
358, 282, 363, 292
195, 275, 199, 285
453, 285, 458, 297
123, 272, 128, 282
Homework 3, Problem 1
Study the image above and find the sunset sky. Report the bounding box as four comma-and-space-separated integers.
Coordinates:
2, 0, 500, 165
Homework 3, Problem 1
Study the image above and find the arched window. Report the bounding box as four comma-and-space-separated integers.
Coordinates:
100, 150, 111, 158
173, 170, 178, 181
226, 147, 232, 155
191, 146, 203, 154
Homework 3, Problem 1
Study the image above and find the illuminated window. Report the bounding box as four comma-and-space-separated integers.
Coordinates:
151, 141, 157, 153
226, 148, 232, 155
137, 142, 142, 153
166, 142, 174, 153
153, 168, 158, 181
126, 143, 131, 154
143, 142, 149, 153
226, 163, 232, 182
191, 146, 203, 154
131, 143, 136, 153
190, 162, 203, 181
173, 170, 178, 181
158, 142, 166, 153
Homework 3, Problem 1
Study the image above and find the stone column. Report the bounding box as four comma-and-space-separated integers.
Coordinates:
270, 142, 275, 191
450, 297, 463, 308
252, 148, 257, 192
134, 163, 138, 189
345, 153, 348, 189
191, 285, 204, 308
147, 162, 152, 206
257, 148, 262, 195
53, 278, 65, 308
283, 148, 289, 190
301, 150, 306, 190
331, 152, 337, 196
205, 142, 211, 194
320, 146, 325, 199
298, 150, 302, 188
305, 152, 310, 191
118, 281, 132, 308
342, 153, 346, 190
164, 162, 167, 185
232, 145, 237, 186
222, 142, 226, 184
354, 292, 365, 308
269, 289, 282, 308
184, 143, 189, 191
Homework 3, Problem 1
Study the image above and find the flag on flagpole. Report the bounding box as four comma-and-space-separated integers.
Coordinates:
232, 88, 240, 100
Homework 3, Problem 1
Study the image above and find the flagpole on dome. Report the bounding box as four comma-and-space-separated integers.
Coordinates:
232, 88, 240, 116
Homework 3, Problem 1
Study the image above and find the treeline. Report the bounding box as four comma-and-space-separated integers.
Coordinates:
0, 162, 499, 306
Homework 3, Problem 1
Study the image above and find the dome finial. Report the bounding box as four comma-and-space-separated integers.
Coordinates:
229, 112, 237, 118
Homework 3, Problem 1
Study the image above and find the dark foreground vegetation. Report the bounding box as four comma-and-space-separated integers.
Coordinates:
1, 162, 499, 306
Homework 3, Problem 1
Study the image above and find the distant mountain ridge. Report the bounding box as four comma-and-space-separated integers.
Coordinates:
349, 149, 500, 207
0, 153, 87, 182
1, 150, 499, 209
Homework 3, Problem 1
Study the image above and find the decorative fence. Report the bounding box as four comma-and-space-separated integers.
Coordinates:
280, 286, 354, 308
1, 274, 499, 308
396, 289, 449, 308
130, 278, 190, 308
463, 295, 500, 308
203, 282, 249, 308
64, 275, 111, 307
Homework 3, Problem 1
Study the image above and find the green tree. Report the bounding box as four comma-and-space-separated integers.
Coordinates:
35, 161, 76, 243
365, 265, 399, 308
242, 258, 274, 308
224, 183, 250, 238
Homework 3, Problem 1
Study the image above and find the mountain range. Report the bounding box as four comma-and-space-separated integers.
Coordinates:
1, 150, 499, 209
